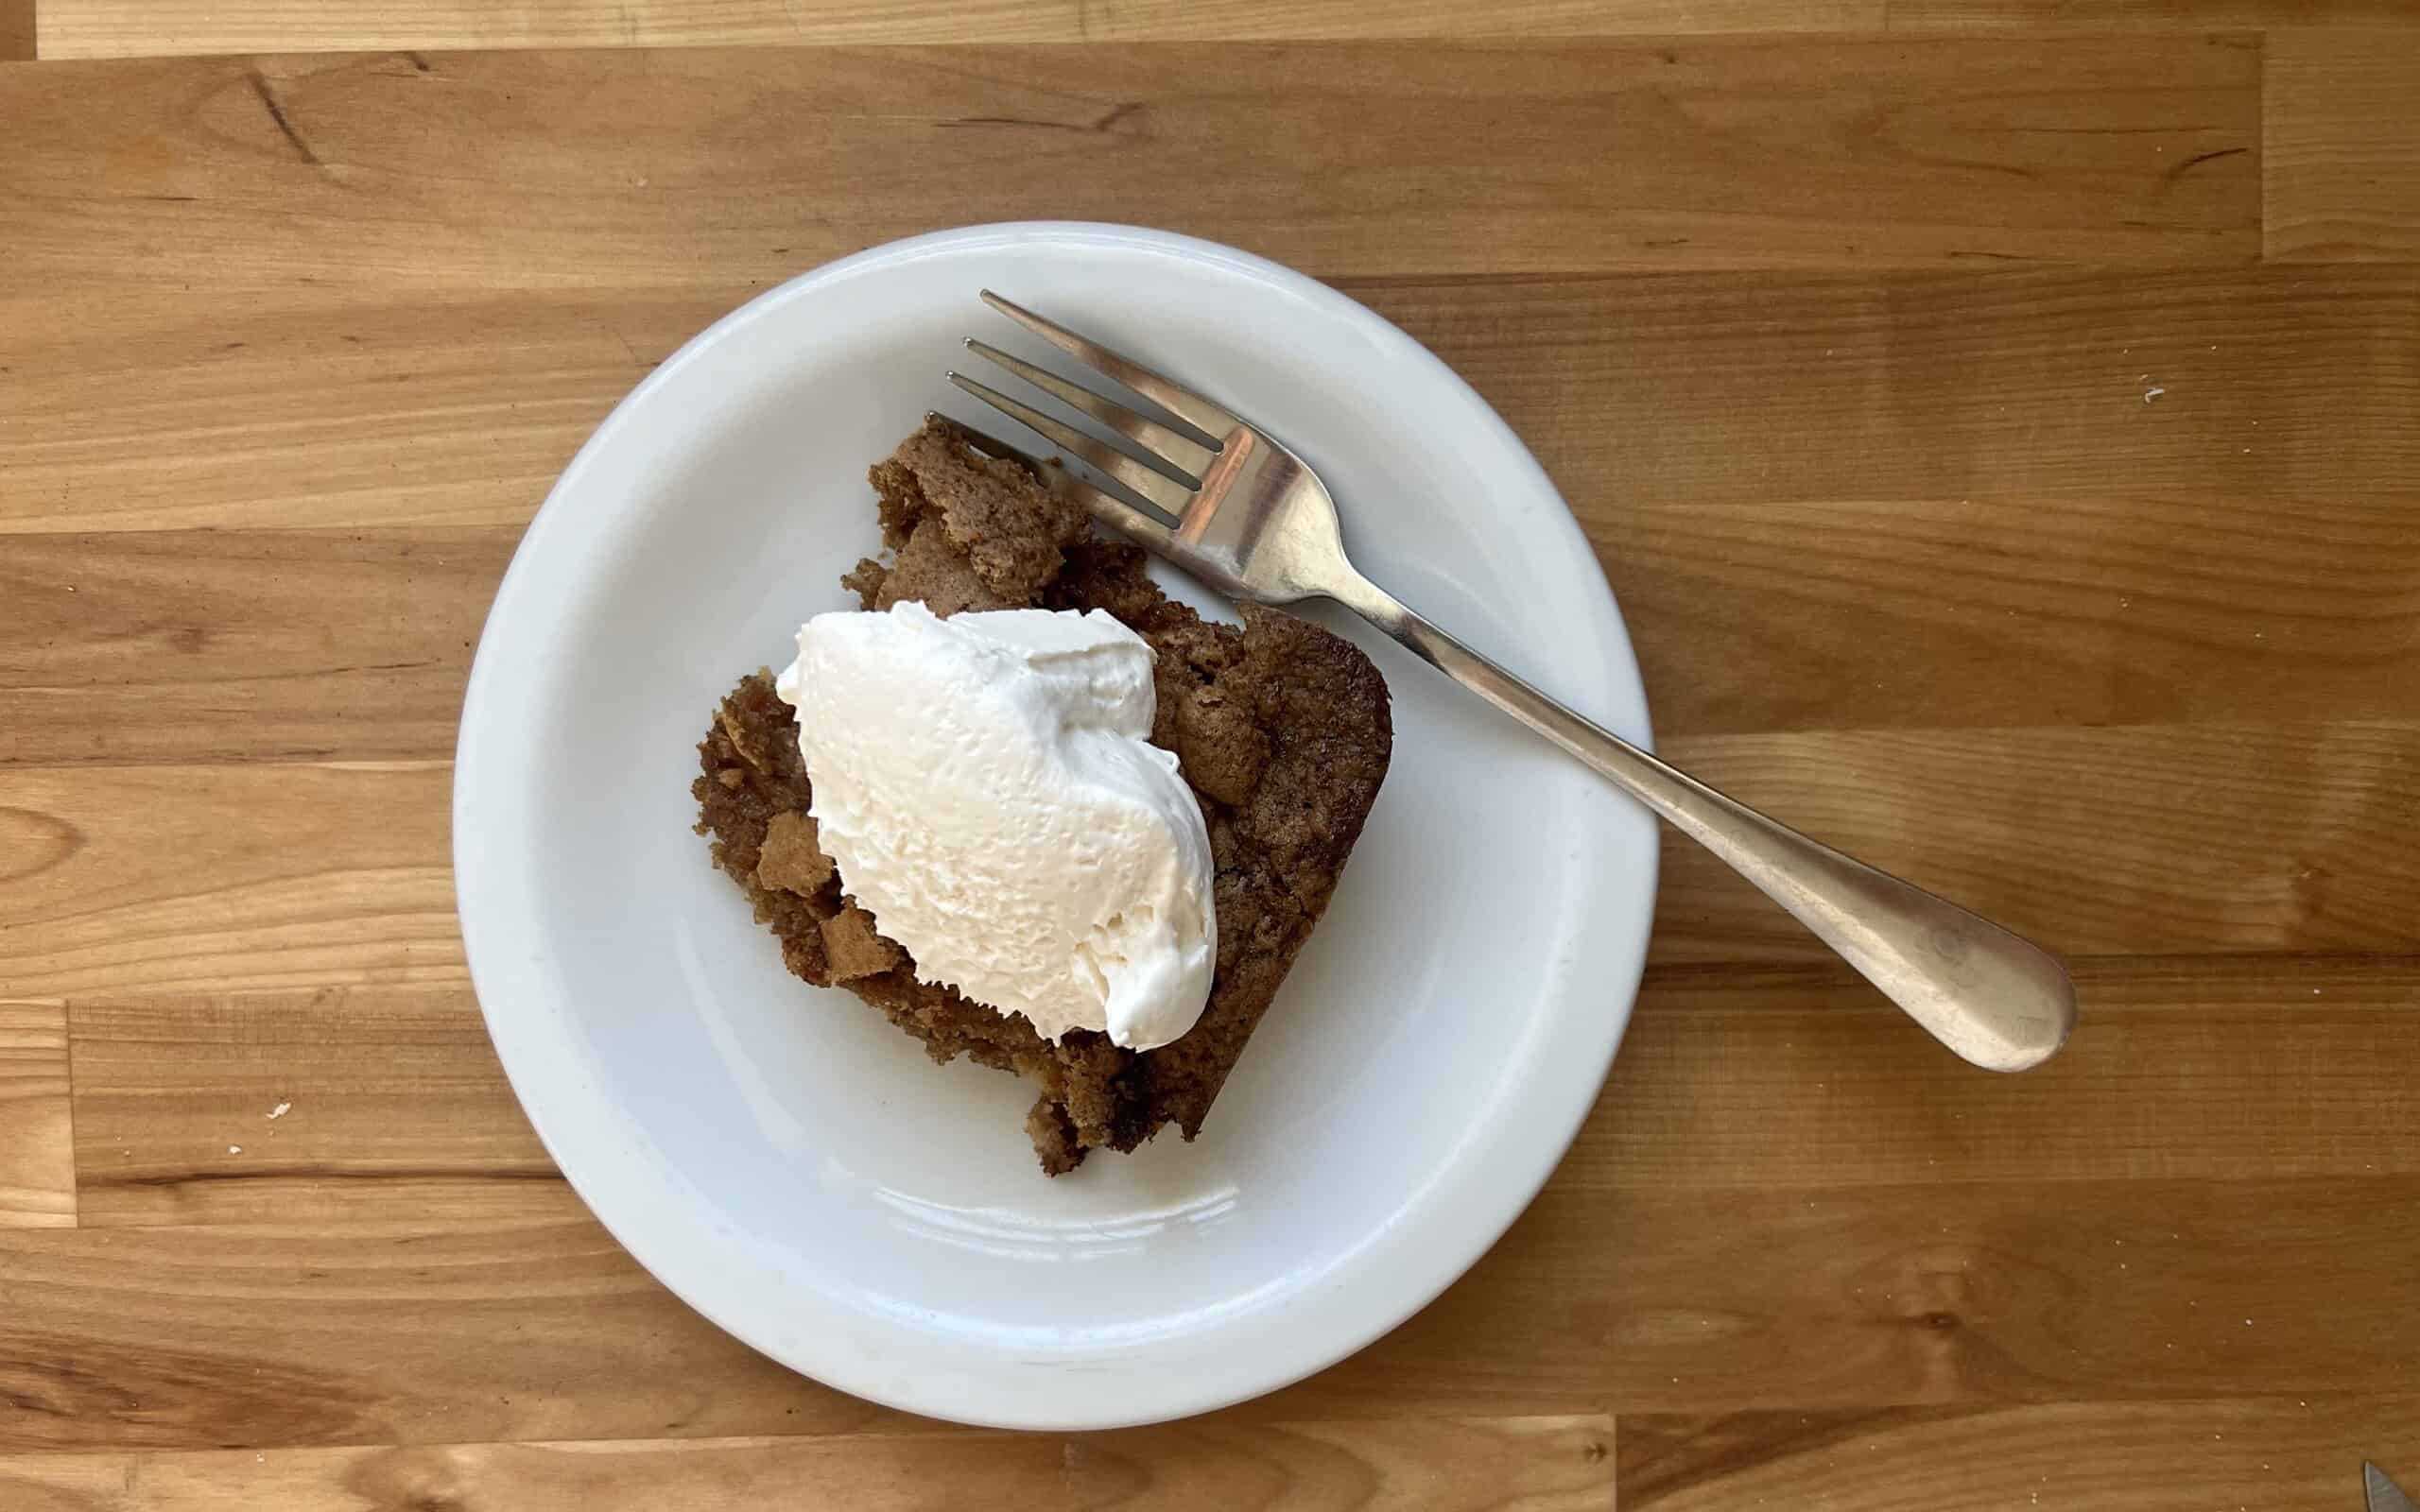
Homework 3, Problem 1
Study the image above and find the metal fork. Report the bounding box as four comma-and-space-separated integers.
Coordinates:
949, 291, 2077, 1073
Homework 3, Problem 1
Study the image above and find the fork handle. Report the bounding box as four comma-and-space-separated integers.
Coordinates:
1324, 572, 2076, 1072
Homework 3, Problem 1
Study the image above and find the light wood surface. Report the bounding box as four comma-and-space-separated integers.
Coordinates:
0, 1003, 74, 1228
1, 6, 2415, 1508
0, 1418, 1618, 1511
0, 39, 2261, 299
2265, 29, 2420, 260
34, 0, 1878, 58
30, 0, 2420, 60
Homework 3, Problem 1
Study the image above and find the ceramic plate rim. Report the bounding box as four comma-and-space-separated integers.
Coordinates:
454, 221, 1658, 1429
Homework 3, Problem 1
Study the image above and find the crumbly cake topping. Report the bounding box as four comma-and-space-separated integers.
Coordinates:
695, 419, 1392, 1173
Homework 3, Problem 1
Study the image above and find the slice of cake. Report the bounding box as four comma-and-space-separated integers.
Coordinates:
693, 419, 1392, 1173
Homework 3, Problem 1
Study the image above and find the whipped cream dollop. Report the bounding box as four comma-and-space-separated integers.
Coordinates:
775, 602, 1217, 1050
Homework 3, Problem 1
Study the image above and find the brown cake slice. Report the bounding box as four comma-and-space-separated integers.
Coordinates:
694, 418, 1392, 1174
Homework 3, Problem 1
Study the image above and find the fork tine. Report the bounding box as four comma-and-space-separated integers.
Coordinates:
965, 338, 1212, 486
925, 410, 1050, 474
1065, 474, 1181, 552
979, 291, 1236, 449
936, 403, 1174, 525
937, 412, 1181, 549
948, 370, 1199, 516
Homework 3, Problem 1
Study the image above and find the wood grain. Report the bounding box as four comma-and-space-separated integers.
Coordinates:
2, 718, 2408, 998
53, 959, 2420, 1234
1584, 954, 2420, 1190
0, 763, 456, 999
0, 531, 512, 766
9, 266, 2400, 541
0, 39, 2259, 301
0, 288, 712, 535
0, 0, 31, 60
1359, 264, 2420, 512
0, 1004, 74, 1228
3, 1175, 2414, 1452
68, 988, 563, 1228
1597, 490, 2420, 739
10, 475, 2413, 765
0, 1416, 1616, 1512
1893, 0, 2419, 25
1459, 1177, 2420, 1415
9, 267, 2414, 767
0, 1217, 889, 1450
1619, 1398, 2420, 1510
29, 0, 2420, 60
40, 0, 2420, 60
17, 264, 2411, 543
1652, 719, 2420, 964
34, 0, 1875, 60
2264, 29, 2420, 261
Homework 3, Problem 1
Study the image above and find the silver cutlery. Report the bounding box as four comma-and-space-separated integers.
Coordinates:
2373, 1464, 2417, 1512
948, 291, 2077, 1073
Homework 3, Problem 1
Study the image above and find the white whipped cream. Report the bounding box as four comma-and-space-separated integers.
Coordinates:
775, 602, 1217, 1050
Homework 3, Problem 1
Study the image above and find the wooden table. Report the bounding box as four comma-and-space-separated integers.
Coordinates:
4, 1, 2417, 1506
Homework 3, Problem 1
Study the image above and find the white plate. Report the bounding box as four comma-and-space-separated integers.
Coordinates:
455, 222, 1659, 1430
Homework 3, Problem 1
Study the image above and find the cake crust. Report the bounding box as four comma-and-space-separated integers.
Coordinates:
693, 419, 1392, 1173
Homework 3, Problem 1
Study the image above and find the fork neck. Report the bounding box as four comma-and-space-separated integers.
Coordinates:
1319, 568, 1420, 644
